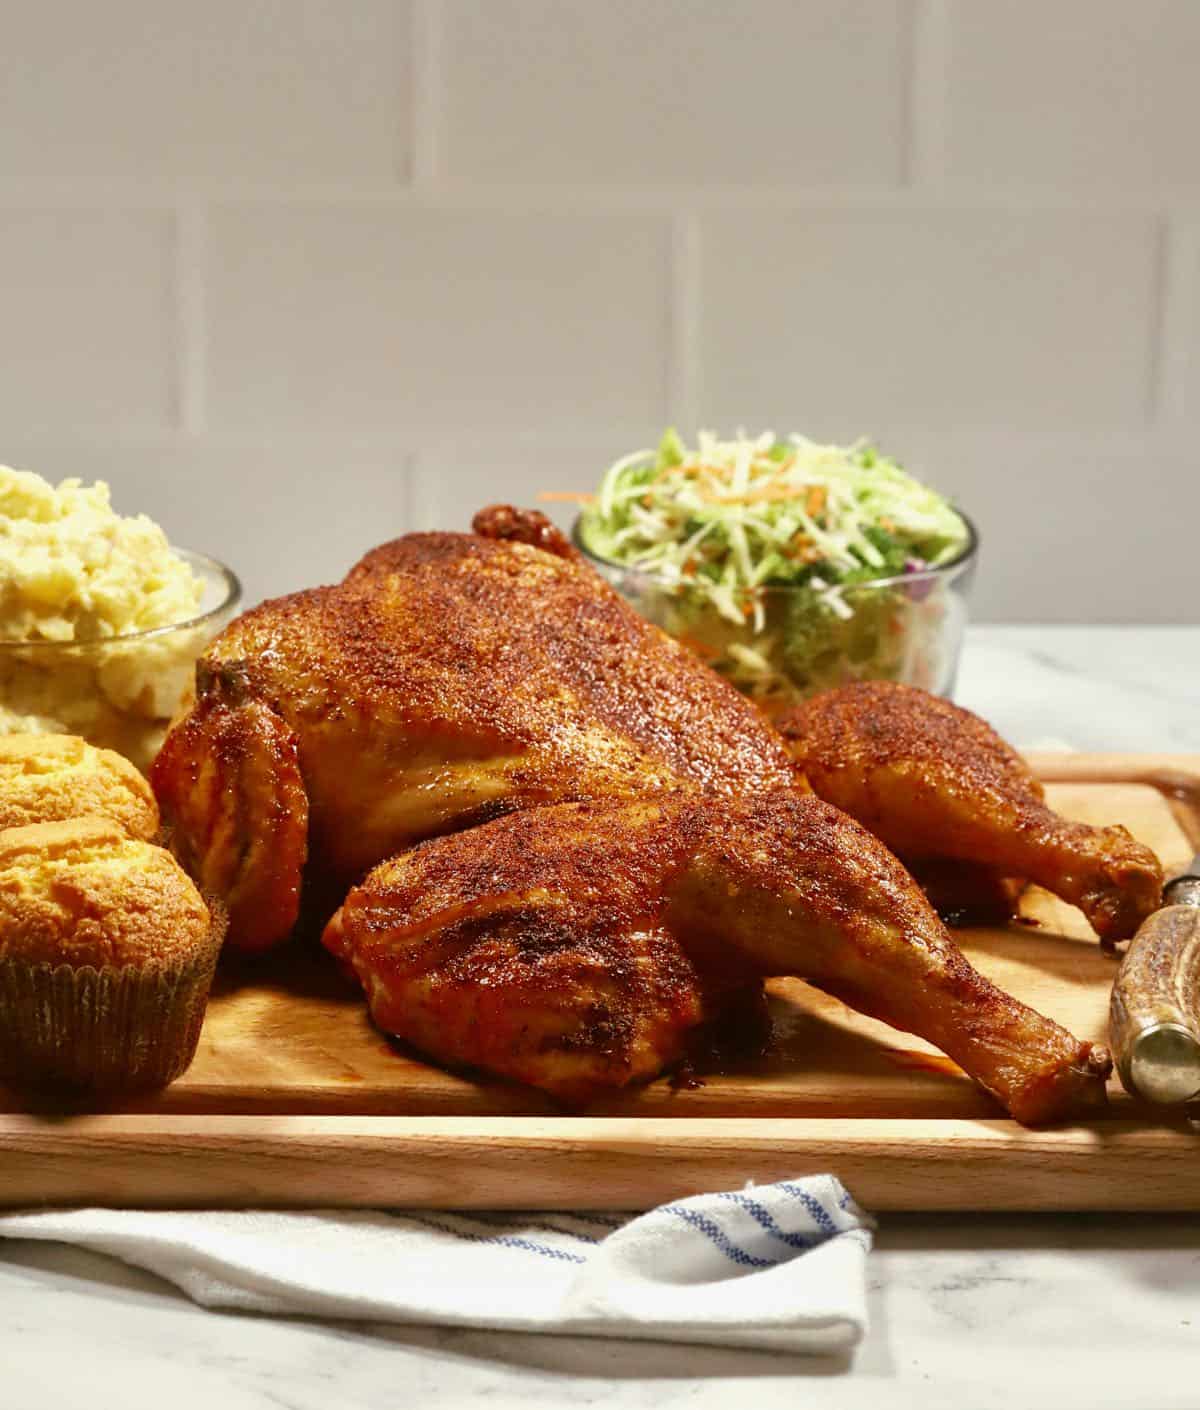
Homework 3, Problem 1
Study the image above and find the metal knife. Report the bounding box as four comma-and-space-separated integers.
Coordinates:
1109, 852, 1200, 1104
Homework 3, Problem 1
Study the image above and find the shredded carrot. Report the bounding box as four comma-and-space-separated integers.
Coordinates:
698, 483, 812, 507
805, 485, 827, 517
649, 461, 701, 484
536, 491, 596, 504
784, 534, 822, 565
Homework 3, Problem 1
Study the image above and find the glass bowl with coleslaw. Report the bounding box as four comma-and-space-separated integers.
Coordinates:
571, 429, 978, 716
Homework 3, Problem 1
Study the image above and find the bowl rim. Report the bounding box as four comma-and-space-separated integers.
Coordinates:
0, 546, 242, 651
570, 507, 980, 590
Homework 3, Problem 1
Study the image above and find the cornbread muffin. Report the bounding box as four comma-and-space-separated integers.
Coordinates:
0, 733, 158, 838
0, 817, 225, 1091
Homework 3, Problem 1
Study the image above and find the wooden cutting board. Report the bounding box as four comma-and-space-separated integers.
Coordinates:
2, 754, 1199, 1211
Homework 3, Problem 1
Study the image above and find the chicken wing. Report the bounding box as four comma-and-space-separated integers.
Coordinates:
324, 790, 1111, 1123
153, 660, 309, 951
780, 681, 1163, 945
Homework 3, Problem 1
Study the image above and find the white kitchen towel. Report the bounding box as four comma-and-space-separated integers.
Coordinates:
0, 1175, 872, 1353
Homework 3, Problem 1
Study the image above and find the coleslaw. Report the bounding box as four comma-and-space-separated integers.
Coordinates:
574, 429, 974, 709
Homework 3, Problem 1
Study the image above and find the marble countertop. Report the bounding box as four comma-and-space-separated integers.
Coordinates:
5, 625, 1199, 1410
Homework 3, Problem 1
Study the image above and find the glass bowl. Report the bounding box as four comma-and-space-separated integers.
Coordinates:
574, 514, 979, 718
0, 549, 241, 772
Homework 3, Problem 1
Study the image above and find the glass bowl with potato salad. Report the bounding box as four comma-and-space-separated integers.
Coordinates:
0, 466, 240, 771
572, 429, 977, 717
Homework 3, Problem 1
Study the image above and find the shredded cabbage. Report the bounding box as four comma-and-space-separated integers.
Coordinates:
576, 429, 972, 708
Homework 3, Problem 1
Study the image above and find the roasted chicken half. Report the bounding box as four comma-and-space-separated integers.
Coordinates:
781, 681, 1163, 945
325, 790, 1111, 1124
152, 506, 1120, 1122
152, 509, 799, 951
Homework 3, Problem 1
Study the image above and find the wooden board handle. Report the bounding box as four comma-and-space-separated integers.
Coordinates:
1110, 904, 1200, 1104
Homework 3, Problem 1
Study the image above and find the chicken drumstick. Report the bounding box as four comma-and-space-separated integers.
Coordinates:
324, 789, 1111, 1124
780, 681, 1162, 945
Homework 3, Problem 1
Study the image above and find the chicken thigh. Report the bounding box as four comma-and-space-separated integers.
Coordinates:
780, 681, 1162, 945
324, 790, 1111, 1123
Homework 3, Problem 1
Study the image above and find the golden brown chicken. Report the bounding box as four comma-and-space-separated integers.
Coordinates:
324, 790, 1111, 1123
152, 509, 799, 951
153, 506, 1115, 1124
780, 681, 1163, 945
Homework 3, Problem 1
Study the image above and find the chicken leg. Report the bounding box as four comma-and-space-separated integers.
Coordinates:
324, 789, 1111, 1124
780, 681, 1163, 945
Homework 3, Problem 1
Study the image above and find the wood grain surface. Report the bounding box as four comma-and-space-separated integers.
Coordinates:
1, 1114, 1197, 1211
2, 755, 1198, 1210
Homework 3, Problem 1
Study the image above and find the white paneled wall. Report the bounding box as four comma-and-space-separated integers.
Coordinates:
0, 0, 1196, 620
0, 211, 176, 430
697, 210, 1159, 430
206, 205, 672, 433
0, 2, 413, 186
438, 0, 911, 185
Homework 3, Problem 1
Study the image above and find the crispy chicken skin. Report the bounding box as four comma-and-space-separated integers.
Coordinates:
153, 672, 309, 953
324, 791, 1111, 1123
154, 506, 1115, 1124
152, 512, 799, 951
780, 681, 1163, 945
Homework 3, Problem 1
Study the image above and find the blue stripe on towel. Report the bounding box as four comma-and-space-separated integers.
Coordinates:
715, 1191, 819, 1250
662, 1206, 776, 1269
525, 1218, 602, 1246
778, 1182, 838, 1236
399, 1213, 586, 1265
561, 1212, 628, 1231
460, 1211, 599, 1245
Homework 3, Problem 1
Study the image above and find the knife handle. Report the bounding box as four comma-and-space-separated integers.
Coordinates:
1110, 903, 1200, 1104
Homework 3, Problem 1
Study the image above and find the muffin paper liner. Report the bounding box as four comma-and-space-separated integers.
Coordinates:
0, 904, 225, 1093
